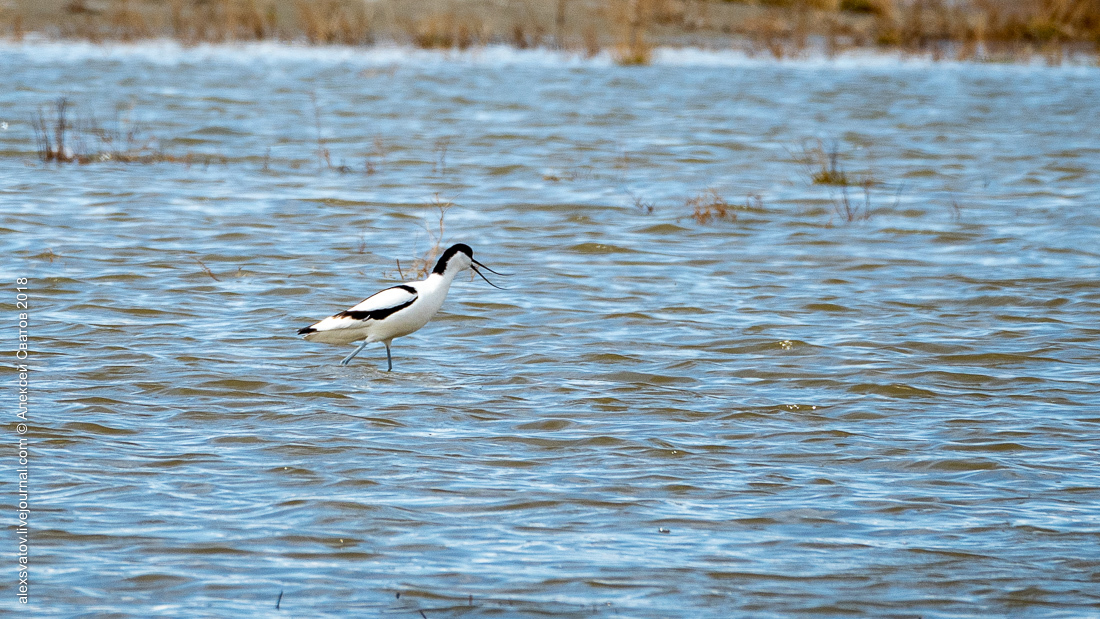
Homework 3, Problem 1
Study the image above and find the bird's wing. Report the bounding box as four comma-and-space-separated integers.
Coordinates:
299, 285, 418, 335
344, 284, 419, 316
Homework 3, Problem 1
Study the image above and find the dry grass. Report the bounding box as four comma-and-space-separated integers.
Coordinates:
154, 0, 275, 44
409, 12, 481, 49
3, 0, 1098, 60
871, 0, 1100, 59
688, 189, 731, 223
582, 24, 602, 56
295, 0, 371, 45
611, 0, 655, 65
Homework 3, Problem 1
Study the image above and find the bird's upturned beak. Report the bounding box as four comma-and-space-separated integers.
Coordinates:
471, 258, 509, 289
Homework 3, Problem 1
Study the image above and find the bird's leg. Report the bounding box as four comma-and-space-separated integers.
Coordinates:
339, 340, 369, 366
384, 341, 393, 372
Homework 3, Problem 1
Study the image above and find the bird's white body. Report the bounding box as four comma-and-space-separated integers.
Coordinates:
299, 244, 501, 370
301, 270, 459, 347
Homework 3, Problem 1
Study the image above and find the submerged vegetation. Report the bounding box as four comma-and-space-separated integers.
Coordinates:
2, 0, 1099, 63
686, 189, 766, 224
24, 95, 899, 230
830, 184, 874, 222
827, 179, 904, 223
30, 97, 218, 164
23, 95, 902, 230
802, 139, 851, 186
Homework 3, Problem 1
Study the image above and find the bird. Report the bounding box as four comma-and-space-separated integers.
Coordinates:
297, 243, 506, 370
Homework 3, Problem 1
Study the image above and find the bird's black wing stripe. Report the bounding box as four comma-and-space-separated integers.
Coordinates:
395, 284, 417, 294
336, 297, 416, 321
297, 326, 316, 335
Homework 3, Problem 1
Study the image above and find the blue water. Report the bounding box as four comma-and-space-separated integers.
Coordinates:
1, 42, 1099, 617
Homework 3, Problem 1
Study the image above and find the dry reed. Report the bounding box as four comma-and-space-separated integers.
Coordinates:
409, 12, 481, 49
611, 0, 654, 65
4, 0, 1097, 60
830, 183, 873, 222
295, 0, 371, 45
394, 196, 454, 280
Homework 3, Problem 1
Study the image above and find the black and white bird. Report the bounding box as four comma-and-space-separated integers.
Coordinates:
297, 244, 505, 370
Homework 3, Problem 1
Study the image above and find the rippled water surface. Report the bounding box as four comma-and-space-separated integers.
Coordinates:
2, 43, 1100, 617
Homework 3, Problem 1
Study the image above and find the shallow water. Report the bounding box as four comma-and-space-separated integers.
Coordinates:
2, 43, 1100, 617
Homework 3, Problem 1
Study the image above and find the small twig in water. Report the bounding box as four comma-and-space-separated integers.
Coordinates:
945, 189, 961, 221
310, 92, 331, 170
364, 137, 386, 175
276, 590, 283, 609
410, 195, 453, 278
627, 190, 655, 214
433, 136, 451, 174
194, 258, 220, 281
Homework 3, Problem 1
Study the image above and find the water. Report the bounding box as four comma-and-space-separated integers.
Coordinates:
2, 42, 1100, 617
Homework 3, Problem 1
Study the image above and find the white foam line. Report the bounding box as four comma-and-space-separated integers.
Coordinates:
1, 36, 1097, 73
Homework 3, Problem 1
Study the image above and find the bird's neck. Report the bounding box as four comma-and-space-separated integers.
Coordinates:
421, 271, 455, 291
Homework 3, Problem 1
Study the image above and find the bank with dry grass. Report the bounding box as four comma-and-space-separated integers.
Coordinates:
2, 0, 1097, 62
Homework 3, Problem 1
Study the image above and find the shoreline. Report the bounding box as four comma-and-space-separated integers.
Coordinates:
3, 35, 1099, 70
2, 1, 1098, 67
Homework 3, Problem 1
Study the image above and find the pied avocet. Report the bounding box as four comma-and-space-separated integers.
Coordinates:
298, 244, 505, 370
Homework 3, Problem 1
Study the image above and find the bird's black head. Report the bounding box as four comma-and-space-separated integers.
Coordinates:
431, 243, 508, 289
432, 243, 473, 274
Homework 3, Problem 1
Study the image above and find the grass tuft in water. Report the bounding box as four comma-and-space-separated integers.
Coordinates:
800, 139, 852, 186
686, 189, 764, 224
30, 97, 204, 165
